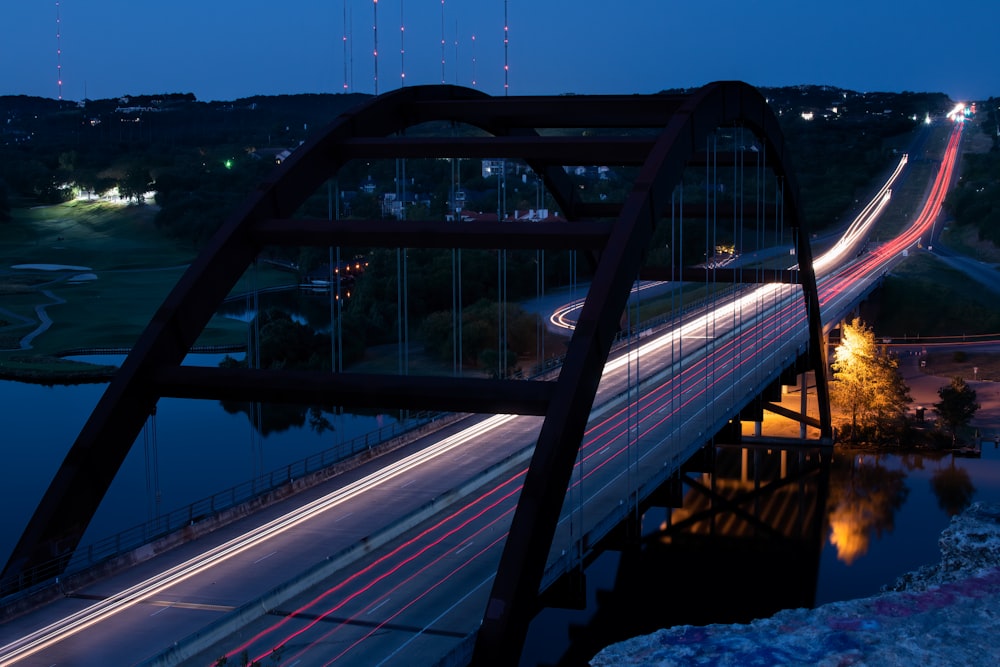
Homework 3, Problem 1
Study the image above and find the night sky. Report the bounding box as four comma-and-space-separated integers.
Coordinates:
1, 1, 996, 103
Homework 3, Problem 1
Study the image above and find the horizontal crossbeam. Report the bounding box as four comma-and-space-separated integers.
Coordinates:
336, 136, 655, 164
406, 95, 687, 129
251, 218, 613, 251
151, 366, 556, 416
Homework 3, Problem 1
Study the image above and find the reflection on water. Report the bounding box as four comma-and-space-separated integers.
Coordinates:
524, 445, 831, 666
0, 374, 397, 570
931, 457, 976, 516
825, 449, 984, 566
218, 287, 335, 332
522, 443, 1000, 666
826, 452, 909, 564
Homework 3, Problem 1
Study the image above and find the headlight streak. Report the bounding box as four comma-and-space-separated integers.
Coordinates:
818, 125, 960, 309
286, 129, 961, 663
5, 125, 960, 666
209, 126, 961, 663
0, 415, 518, 665
232, 467, 526, 664
550, 281, 668, 331
258, 288, 808, 662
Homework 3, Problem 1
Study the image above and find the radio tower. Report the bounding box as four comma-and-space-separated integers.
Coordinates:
342, 0, 350, 92
55, 2, 63, 100
399, 0, 405, 87
440, 0, 446, 84
503, 0, 509, 95
372, 0, 379, 95
471, 34, 476, 87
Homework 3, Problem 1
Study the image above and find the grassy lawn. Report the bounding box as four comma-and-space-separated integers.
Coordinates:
0, 200, 290, 377
869, 252, 1000, 338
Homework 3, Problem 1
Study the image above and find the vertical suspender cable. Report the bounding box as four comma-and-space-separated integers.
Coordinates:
677, 181, 684, 434
733, 130, 742, 407
143, 420, 152, 520
254, 259, 263, 482
706, 134, 715, 429
150, 407, 160, 519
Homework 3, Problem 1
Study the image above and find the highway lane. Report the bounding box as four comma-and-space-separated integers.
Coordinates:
182, 123, 961, 666
186, 285, 813, 666
0, 121, 962, 666
184, 141, 926, 661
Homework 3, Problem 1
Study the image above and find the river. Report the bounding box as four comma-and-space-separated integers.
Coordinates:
0, 363, 399, 571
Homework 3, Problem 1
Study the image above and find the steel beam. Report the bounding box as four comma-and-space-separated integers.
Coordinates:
2, 83, 832, 667
151, 366, 555, 416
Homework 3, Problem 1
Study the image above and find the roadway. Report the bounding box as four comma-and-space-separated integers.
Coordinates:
0, 121, 963, 667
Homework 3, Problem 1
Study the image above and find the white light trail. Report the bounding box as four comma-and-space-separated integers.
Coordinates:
0, 414, 517, 665
0, 120, 941, 667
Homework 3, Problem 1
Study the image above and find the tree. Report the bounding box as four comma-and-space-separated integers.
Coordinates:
830, 317, 911, 444
934, 376, 980, 444
119, 164, 152, 203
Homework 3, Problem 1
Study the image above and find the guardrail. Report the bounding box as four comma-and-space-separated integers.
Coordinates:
1, 283, 746, 601
0, 410, 445, 601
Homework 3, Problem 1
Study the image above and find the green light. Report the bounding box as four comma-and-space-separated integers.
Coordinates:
224, 159, 234, 169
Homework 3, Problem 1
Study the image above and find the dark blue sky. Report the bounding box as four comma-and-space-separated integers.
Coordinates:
2, 1, 996, 102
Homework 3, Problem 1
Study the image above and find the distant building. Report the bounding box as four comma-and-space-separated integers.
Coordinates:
482, 159, 505, 178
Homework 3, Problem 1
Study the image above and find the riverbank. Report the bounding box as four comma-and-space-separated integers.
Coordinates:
0, 354, 115, 383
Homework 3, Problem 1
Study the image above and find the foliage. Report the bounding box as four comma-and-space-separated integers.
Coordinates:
944, 148, 1000, 246
118, 164, 152, 203
830, 317, 912, 444
0, 178, 9, 222
870, 254, 1000, 337
339, 243, 564, 375
933, 376, 980, 443
252, 309, 331, 370
418, 298, 539, 375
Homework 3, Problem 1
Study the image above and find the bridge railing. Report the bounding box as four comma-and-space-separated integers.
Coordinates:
0, 410, 446, 601
1, 283, 748, 601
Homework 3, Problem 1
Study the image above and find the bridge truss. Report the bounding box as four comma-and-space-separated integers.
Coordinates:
4, 81, 831, 662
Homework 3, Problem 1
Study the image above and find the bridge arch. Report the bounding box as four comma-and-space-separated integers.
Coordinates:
4, 81, 831, 661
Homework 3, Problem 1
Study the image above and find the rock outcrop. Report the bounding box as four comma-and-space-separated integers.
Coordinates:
591, 502, 1000, 666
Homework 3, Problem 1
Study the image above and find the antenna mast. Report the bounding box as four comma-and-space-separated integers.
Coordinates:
399, 0, 405, 87
342, 0, 349, 92
503, 0, 509, 95
471, 34, 476, 87
440, 1, 446, 84
55, 2, 63, 100
372, 0, 379, 95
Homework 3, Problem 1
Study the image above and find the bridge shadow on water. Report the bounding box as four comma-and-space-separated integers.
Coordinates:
522, 443, 831, 666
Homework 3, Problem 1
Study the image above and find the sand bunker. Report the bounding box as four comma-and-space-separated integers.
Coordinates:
12, 263, 93, 271
67, 273, 98, 284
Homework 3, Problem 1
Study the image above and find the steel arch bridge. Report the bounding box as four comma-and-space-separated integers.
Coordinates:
4, 81, 831, 662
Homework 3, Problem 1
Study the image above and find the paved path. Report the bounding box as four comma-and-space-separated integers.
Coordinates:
893, 343, 1000, 443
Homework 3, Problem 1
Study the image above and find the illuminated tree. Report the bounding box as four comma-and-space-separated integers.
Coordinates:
830, 317, 911, 444
118, 164, 152, 203
934, 376, 980, 444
